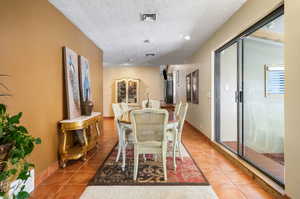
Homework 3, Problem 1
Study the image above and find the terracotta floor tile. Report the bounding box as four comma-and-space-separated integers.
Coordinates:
67, 172, 95, 185
212, 184, 247, 199
237, 184, 274, 199
41, 172, 74, 186
204, 170, 233, 186
54, 185, 86, 199
223, 170, 255, 185
30, 184, 62, 199
60, 160, 85, 172
218, 161, 240, 172
79, 162, 101, 173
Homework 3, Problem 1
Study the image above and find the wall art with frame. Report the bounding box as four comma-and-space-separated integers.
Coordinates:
63, 47, 81, 119
192, 69, 199, 104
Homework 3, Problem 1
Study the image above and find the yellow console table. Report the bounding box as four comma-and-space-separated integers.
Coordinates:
58, 112, 102, 168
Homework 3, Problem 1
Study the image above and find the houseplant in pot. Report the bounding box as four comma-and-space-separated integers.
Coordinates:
0, 104, 41, 199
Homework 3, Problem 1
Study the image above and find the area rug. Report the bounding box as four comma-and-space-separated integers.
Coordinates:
82, 144, 218, 199
88, 143, 209, 185
80, 186, 218, 199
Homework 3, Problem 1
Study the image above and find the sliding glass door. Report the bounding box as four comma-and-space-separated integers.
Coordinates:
215, 6, 284, 186
217, 43, 238, 153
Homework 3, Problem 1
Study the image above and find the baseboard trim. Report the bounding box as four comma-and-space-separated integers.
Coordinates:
35, 161, 59, 187
184, 121, 289, 199
103, 116, 114, 119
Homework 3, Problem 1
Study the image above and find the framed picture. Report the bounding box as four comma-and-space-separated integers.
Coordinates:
63, 47, 81, 119
192, 69, 199, 104
186, 73, 192, 102
78, 55, 91, 103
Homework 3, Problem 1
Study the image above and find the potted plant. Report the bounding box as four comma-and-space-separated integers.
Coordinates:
0, 104, 41, 199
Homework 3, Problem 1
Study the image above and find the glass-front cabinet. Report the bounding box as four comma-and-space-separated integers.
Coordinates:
115, 78, 139, 105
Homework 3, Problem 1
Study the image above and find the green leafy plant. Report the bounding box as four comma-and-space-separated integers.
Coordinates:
0, 104, 41, 199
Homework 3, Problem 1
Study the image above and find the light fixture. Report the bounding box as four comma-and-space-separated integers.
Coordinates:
180, 34, 191, 41
144, 39, 150, 43
145, 53, 155, 57
184, 35, 191, 40
140, 13, 157, 22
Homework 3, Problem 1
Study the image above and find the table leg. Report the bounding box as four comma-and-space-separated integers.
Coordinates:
59, 159, 66, 168
59, 129, 68, 168
95, 121, 100, 136
173, 132, 178, 171
122, 143, 126, 171
82, 128, 89, 162
121, 127, 126, 171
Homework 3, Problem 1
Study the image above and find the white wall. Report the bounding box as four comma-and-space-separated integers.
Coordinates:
169, 64, 210, 134
103, 65, 163, 117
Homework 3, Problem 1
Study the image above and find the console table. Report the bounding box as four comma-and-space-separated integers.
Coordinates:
58, 112, 102, 168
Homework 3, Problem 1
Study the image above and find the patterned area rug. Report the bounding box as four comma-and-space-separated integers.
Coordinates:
89, 143, 209, 185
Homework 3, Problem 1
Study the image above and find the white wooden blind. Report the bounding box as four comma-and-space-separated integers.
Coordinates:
266, 66, 285, 95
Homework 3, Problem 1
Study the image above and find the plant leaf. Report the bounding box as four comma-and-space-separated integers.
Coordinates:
0, 104, 6, 114
34, 138, 41, 144
8, 112, 22, 124
15, 191, 30, 199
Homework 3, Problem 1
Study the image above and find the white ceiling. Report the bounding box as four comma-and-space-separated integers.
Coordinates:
49, 0, 246, 66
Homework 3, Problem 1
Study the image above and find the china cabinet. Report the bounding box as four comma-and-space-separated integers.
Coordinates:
115, 78, 139, 105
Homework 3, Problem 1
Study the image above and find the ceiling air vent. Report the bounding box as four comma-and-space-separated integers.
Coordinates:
145, 53, 155, 57
141, 13, 157, 22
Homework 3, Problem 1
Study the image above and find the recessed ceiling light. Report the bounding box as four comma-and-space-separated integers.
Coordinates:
184, 35, 191, 40
180, 34, 191, 41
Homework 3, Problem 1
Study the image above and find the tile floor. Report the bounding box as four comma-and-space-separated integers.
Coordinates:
30, 118, 274, 199
222, 141, 284, 183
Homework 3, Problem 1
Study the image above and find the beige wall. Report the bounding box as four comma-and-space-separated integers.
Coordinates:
103, 65, 163, 117
285, 0, 300, 198
0, 0, 103, 175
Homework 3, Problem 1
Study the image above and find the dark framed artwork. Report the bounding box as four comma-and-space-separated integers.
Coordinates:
63, 47, 81, 119
186, 73, 192, 102
78, 55, 91, 103
192, 69, 199, 104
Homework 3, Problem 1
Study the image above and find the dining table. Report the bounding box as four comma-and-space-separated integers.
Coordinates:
117, 108, 179, 170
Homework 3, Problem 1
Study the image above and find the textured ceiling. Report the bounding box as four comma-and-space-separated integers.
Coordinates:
49, 0, 246, 66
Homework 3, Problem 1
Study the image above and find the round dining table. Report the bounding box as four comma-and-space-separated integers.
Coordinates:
117, 108, 179, 170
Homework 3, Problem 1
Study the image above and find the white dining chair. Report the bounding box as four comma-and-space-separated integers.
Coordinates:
112, 103, 131, 170
174, 101, 182, 116
167, 103, 188, 170
120, 102, 129, 112
130, 108, 169, 181
141, 100, 160, 109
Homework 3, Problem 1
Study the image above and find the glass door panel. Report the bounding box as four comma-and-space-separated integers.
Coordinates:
242, 15, 284, 184
219, 43, 238, 153
128, 79, 138, 104
116, 79, 127, 103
